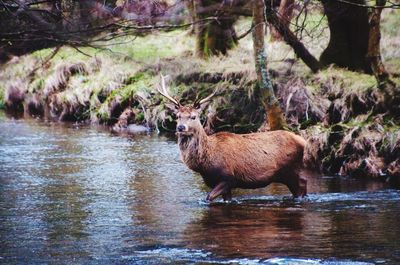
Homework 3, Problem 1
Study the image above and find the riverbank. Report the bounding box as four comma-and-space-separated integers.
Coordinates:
1, 12, 399, 185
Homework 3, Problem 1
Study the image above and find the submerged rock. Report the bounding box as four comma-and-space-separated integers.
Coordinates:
112, 108, 149, 134
126, 124, 149, 134
112, 123, 149, 134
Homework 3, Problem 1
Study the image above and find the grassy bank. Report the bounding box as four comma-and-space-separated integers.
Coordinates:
0, 9, 399, 184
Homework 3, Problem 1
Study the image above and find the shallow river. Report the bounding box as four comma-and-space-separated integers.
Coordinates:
0, 112, 399, 264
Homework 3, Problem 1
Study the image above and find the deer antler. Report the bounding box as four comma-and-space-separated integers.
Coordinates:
194, 89, 218, 108
157, 74, 180, 107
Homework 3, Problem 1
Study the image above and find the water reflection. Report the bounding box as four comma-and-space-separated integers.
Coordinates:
182, 193, 400, 262
184, 203, 308, 258
0, 113, 399, 264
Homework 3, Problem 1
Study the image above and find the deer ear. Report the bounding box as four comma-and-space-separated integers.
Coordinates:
195, 101, 211, 112
165, 103, 179, 113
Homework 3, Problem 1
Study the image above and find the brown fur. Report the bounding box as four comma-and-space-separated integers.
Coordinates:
176, 106, 307, 201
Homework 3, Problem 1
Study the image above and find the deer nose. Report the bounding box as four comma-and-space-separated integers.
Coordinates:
177, 125, 185, 132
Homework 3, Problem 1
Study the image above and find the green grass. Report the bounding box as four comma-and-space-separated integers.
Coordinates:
386, 57, 400, 77
28, 78, 45, 94
32, 31, 191, 65
98, 31, 193, 61
95, 71, 154, 122
314, 66, 377, 92
109, 71, 153, 102
381, 9, 400, 37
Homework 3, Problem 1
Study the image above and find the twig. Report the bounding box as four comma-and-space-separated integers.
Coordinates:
28, 45, 61, 77
236, 25, 254, 40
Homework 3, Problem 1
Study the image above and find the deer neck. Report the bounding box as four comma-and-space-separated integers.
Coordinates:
177, 127, 210, 172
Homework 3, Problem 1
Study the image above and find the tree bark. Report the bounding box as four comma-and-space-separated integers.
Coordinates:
187, 0, 196, 34
320, 0, 372, 73
253, 0, 287, 131
194, 0, 238, 58
367, 0, 392, 86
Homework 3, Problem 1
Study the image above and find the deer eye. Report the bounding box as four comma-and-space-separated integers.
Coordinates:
190, 115, 196, 120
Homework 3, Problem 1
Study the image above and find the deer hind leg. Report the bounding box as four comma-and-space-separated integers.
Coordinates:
206, 181, 231, 201
222, 189, 232, 202
282, 172, 307, 198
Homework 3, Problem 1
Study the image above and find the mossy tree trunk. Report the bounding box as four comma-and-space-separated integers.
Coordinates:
320, 0, 372, 73
193, 0, 238, 58
253, 0, 287, 131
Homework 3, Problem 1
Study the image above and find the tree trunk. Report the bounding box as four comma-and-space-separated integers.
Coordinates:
367, 0, 398, 117
253, 0, 287, 131
265, 1, 321, 73
187, 0, 196, 34
367, 0, 392, 87
269, 0, 294, 41
194, 0, 238, 58
320, 0, 372, 73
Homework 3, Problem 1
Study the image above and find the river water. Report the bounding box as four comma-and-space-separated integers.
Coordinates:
0, 112, 399, 264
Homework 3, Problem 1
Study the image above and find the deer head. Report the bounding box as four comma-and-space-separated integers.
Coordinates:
157, 74, 216, 136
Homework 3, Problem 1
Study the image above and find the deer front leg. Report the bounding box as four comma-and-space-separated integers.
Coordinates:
206, 181, 231, 201
281, 172, 307, 198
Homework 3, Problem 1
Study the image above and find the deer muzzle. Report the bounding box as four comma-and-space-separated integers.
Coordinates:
177, 124, 186, 132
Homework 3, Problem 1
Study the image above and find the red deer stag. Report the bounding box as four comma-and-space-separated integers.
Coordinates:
158, 75, 307, 201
